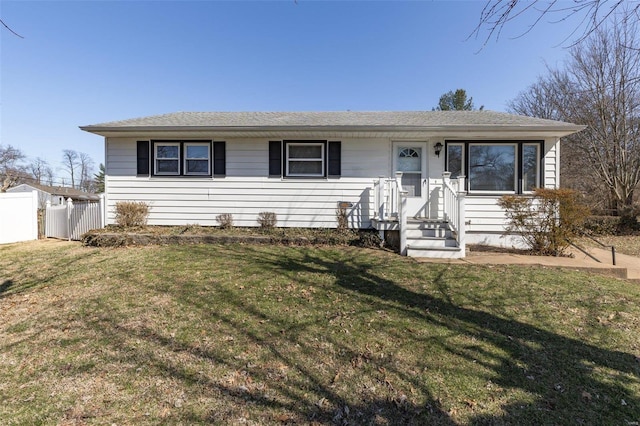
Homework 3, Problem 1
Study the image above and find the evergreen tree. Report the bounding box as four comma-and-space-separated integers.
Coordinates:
94, 163, 105, 193
435, 89, 483, 111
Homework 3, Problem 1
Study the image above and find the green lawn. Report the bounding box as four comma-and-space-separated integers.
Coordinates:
1, 240, 639, 425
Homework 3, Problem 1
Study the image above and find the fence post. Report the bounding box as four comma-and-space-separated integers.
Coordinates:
45, 200, 51, 238
30, 190, 39, 240
99, 193, 106, 228
66, 198, 74, 241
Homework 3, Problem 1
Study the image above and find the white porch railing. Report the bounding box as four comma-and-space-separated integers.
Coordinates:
373, 173, 402, 221
373, 172, 409, 254
373, 172, 466, 257
442, 172, 466, 257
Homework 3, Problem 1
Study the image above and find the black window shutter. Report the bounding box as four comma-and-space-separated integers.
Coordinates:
328, 141, 341, 177
213, 142, 226, 177
269, 141, 282, 177
137, 141, 150, 176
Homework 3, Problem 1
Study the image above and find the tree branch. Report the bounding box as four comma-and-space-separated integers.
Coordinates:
0, 18, 24, 39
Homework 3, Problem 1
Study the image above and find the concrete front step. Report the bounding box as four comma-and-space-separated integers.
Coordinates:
406, 219, 450, 230
406, 236, 459, 248
406, 228, 452, 239
407, 245, 464, 259
405, 219, 461, 257
374, 217, 464, 258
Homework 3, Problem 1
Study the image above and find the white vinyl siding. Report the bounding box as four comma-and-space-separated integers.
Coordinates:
544, 139, 559, 189
104, 136, 561, 236
104, 137, 388, 228
105, 176, 375, 228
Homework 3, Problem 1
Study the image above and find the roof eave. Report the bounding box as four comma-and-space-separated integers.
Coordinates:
80, 124, 586, 138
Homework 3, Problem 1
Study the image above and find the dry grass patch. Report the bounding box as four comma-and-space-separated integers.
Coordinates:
581, 235, 640, 258
1, 240, 639, 425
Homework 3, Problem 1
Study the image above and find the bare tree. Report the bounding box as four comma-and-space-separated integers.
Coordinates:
44, 167, 55, 186
78, 152, 95, 192
61, 149, 79, 189
28, 157, 53, 185
0, 144, 26, 191
509, 18, 640, 215
472, 0, 640, 47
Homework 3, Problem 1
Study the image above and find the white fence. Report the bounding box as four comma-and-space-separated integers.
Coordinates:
0, 191, 39, 244
46, 196, 105, 241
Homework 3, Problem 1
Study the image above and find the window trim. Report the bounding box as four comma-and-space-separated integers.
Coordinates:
445, 140, 544, 195
154, 142, 181, 176
151, 140, 213, 177
521, 142, 541, 193
283, 140, 327, 178
445, 142, 465, 179
184, 142, 211, 176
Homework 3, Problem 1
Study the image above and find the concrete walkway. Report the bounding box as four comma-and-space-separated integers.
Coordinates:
418, 245, 640, 283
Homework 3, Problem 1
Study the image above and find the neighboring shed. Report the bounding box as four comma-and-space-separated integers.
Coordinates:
7, 183, 100, 208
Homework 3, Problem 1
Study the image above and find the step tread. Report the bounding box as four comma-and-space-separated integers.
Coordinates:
406, 236, 454, 240
407, 245, 461, 251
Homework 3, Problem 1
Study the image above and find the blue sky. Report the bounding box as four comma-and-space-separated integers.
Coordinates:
1, 1, 582, 185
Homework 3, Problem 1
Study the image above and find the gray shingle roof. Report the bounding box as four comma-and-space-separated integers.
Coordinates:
81, 111, 583, 133
9, 183, 100, 200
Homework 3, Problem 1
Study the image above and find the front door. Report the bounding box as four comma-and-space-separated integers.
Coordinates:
393, 142, 428, 218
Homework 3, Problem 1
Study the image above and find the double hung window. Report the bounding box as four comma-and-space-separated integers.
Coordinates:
155, 143, 180, 175
152, 141, 212, 176
285, 142, 325, 177
184, 143, 211, 175
269, 140, 340, 178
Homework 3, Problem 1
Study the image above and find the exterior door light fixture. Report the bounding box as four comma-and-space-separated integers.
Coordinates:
434, 142, 443, 157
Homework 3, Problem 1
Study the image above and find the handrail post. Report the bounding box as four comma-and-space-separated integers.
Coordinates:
377, 175, 385, 219
395, 171, 403, 218
457, 175, 466, 258
392, 172, 409, 255
399, 189, 408, 256
442, 172, 451, 222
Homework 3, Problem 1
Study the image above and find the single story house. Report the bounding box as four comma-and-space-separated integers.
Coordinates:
7, 183, 100, 209
80, 111, 584, 258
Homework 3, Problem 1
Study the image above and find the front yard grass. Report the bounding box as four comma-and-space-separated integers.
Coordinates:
1, 240, 639, 425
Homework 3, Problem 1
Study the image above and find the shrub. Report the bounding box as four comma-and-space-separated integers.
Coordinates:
498, 188, 590, 256
354, 230, 383, 248
336, 204, 349, 231
216, 213, 234, 229
583, 216, 621, 235
114, 201, 149, 227
257, 211, 277, 229
617, 205, 640, 234
583, 207, 640, 236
